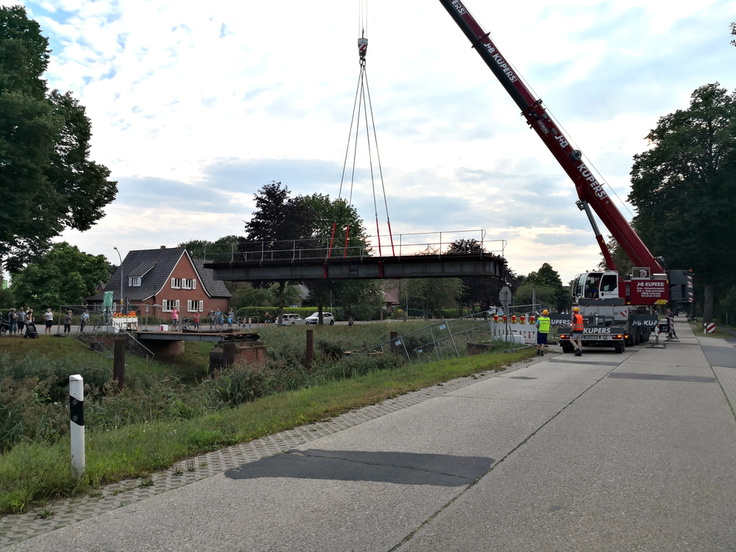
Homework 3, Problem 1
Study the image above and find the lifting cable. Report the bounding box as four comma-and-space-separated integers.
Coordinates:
329, 1, 395, 259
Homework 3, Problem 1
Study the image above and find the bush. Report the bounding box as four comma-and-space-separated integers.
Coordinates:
206, 366, 267, 406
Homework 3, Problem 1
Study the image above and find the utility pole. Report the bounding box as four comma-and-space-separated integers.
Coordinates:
113, 247, 123, 313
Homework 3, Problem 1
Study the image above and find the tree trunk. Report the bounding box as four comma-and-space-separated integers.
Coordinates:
703, 282, 714, 324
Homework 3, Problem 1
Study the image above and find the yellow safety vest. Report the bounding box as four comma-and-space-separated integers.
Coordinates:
537, 316, 550, 333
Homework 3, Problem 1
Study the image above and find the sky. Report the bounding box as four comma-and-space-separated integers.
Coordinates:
8, 0, 736, 285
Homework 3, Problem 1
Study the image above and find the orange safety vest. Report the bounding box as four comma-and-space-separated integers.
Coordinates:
572, 313, 584, 331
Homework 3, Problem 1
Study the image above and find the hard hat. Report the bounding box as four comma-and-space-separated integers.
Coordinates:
542, 309, 549, 315
573, 306, 580, 312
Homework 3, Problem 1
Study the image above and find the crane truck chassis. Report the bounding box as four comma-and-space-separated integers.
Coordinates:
552, 304, 658, 354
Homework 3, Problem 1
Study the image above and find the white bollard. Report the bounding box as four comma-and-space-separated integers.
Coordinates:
69, 374, 85, 480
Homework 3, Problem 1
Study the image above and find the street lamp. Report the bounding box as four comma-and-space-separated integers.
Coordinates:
113, 247, 123, 313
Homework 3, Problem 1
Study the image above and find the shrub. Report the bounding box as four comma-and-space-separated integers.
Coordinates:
206, 365, 267, 406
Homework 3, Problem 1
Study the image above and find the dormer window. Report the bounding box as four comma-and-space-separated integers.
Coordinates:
128, 277, 142, 287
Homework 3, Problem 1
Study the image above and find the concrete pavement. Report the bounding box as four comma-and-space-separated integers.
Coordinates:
2, 317, 736, 551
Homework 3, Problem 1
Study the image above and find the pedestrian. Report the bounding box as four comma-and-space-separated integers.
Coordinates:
248, 317, 252, 330
16, 307, 26, 337
8, 308, 17, 336
80, 309, 89, 332
208, 311, 214, 331
171, 307, 179, 329
265, 311, 271, 324
536, 309, 550, 356
44, 308, 54, 335
569, 306, 584, 356
193, 312, 200, 330
64, 309, 73, 334
348, 316, 354, 327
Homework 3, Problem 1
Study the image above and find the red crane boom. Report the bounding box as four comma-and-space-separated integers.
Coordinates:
438, 0, 665, 275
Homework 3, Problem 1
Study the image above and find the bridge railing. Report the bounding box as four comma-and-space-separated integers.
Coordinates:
199, 230, 506, 264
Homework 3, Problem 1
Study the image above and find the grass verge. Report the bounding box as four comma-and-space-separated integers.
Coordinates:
688, 319, 735, 339
0, 347, 535, 514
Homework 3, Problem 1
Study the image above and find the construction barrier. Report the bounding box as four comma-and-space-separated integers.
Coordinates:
705, 323, 715, 334
112, 315, 139, 331
491, 322, 537, 345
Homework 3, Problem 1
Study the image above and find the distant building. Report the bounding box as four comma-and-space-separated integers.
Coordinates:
382, 281, 401, 313
88, 246, 231, 318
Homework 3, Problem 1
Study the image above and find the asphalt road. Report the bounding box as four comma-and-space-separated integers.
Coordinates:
4, 318, 736, 551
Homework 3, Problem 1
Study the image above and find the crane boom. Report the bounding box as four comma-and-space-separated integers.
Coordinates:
438, 0, 665, 275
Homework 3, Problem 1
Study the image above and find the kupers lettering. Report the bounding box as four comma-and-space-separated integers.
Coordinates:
450, 0, 467, 15
491, 53, 518, 83
577, 163, 608, 200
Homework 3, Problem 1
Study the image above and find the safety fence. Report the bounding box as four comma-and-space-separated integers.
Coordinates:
195, 230, 506, 264
372, 311, 540, 363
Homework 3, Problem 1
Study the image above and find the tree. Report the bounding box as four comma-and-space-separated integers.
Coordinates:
718, 285, 736, 325
229, 282, 302, 310
0, 7, 117, 270
731, 22, 735, 47
629, 83, 736, 322
519, 263, 569, 311
299, 193, 377, 322
244, 181, 314, 246
598, 235, 634, 277
243, 182, 316, 323
447, 238, 507, 311
405, 278, 464, 319
513, 281, 557, 310
9, 242, 111, 309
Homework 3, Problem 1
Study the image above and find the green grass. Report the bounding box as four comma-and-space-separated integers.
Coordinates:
0, 334, 534, 514
688, 319, 735, 339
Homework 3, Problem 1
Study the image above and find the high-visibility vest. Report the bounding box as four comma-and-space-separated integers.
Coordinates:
572, 313, 584, 331
537, 316, 550, 333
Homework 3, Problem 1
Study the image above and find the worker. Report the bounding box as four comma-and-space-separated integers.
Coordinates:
536, 309, 550, 356
570, 306, 584, 356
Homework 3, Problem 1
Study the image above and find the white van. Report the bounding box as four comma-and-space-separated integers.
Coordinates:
280, 314, 304, 325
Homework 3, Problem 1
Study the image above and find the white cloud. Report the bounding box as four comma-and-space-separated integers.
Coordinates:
14, 0, 736, 284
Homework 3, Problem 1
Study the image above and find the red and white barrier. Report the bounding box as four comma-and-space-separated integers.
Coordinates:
492, 322, 537, 345
705, 323, 715, 334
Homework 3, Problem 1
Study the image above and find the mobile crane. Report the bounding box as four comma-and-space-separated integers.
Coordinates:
438, 0, 693, 351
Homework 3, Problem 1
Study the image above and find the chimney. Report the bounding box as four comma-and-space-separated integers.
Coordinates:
160, 246, 166, 249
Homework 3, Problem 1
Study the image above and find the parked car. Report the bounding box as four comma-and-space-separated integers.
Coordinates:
305, 312, 335, 325
280, 313, 304, 325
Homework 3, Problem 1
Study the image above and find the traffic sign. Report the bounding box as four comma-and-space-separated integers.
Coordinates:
499, 286, 512, 309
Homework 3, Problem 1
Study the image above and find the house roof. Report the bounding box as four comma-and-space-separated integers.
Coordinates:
89, 246, 231, 303
193, 259, 231, 298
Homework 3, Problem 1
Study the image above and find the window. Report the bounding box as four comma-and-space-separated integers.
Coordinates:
128, 277, 141, 287
182, 278, 196, 290
171, 278, 182, 289
187, 300, 204, 312
162, 299, 180, 312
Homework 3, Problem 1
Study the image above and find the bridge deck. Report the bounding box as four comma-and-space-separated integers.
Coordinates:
205, 253, 502, 282
135, 331, 260, 343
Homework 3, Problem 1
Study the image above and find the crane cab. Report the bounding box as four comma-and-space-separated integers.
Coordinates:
572, 271, 620, 302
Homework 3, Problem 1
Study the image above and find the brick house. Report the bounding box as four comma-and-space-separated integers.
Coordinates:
89, 246, 231, 319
